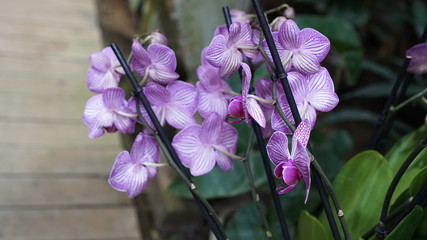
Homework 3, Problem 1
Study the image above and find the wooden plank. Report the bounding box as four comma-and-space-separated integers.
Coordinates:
0, 208, 140, 240
0, 92, 93, 121
0, 147, 120, 174
0, 120, 121, 149
0, 178, 130, 206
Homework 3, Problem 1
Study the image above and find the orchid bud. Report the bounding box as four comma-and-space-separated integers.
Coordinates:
230, 9, 251, 23
147, 31, 168, 46
271, 16, 287, 32
228, 96, 244, 118
283, 7, 295, 19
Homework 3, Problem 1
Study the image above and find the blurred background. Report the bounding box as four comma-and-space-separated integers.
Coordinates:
0, 0, 425, 239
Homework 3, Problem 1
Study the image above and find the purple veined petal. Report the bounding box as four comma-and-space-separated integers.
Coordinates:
165, 106, 196, 129
147, 64, 179, 84
278, 19, 301, 49
87, 67, 120, 93
218, 48, 243, 77
144, 82, 169, 106
217, 122, 238, 154
266, 131, 291, 165
291, 140, 311, 203
114, 113, 136, 134
287, 72, 308, 103
147, 44, 177, 70
189, 147, 217, 176
215, 150, 234, 172
299, 28, 330, 62
274, 162, 286, 178
108, 151, 149, 198
102, 88, 126, 109
131, 41, 151, 77
89, 47, 115, 72
292, 118, 311, 149
88, 125, 105, 139
291, 51, 321, 74
201, 113, 222, 144
307, 90, 339, 112
197, 87, 230, 119
247, 98, 266, 128
168, 81, 198, 112
214, 25, 229, 38
307, 67, 335, 91
406, 43, 427, 75
230, 9, 251, 23
233, 23, 256, 48
130, 133, 160, 179
206, 35, 228, 68
82, 94, 103, 124
172, 125, 203, 168
241, 63, 252, 97
197, 64, 223, 90
276, 183, 297, 194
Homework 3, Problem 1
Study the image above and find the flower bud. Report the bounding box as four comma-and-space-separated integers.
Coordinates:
283, 7, 295, 19
146, 31, 168, 46
228, 96, 244, 118
270, 16, 287, 32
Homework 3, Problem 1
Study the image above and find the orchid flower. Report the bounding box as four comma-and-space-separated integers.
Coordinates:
172, 113, 239, 176
82, 87, 136, 138
108, 133, 160, 198
87, 46, 124, 93
272, 68, 339, 133
227, 63, 267, 128
264, 19, 330, 75
196, 64, 233, 119
131, 81, 198, 130
267, 118, 312, 203
131, 41, 179, 84
206, 22, 257, 76
406, 43, 427, 75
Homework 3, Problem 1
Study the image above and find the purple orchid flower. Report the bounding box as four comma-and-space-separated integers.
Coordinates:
172, 113, 239, 176
196, 64, 233, 119
108, 133, 160, 198
87, 46, 124, 93
264, 19, 330, 75
132, 81, 198, 130
83, 87, 136, 139
131, 41, 179, 84
206, 22, 257, 77
272, 68, 339, 133
406, 43, 427, 75
267, 118, 312, 203
227, 63, 266, 128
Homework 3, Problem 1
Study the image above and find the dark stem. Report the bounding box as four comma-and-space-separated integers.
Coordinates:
252, 122, 291, 240
250, 0, 301, 126
110, 43, 228, 240
368, 57, 411, 151
313, 169, 342, 240
376, 137, 427, 238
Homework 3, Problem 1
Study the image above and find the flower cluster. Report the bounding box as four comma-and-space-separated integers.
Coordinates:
83, 7, 339, 201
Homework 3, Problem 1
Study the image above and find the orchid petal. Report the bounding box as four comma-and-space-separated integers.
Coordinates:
291, 51, 320, 74
279, 20, 301, 49
172, 126, 203, 167
201, 113, 222, 143
292, 118, 311, 149
102, 88, 126, 109
206, 35, 228, 68
276, 183, 297, 194
166, 107, 196, 129
406, 43, 427, 75
190, 147, 216, 176
266, 131, 290, 165
215, 151, 234, 172
299, 28, 330, 61
168, 81, 198, 111
148, 44, 177, 70
247, 98, 266, 128
292, 141, 311, 203
144, 82, 169, 106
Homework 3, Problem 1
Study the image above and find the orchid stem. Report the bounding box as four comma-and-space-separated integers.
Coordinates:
390, 88, 427, 112
111, 43, 228, 240
242, 131, 273, 239
376, 137, 427, 238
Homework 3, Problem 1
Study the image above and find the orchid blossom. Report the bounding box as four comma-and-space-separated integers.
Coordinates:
267, 118, 312, 203
406, 43, 427, 75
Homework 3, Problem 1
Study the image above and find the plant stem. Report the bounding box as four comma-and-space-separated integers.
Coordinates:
376, 137, 427, 238
252, 122, 291, 240
391, 88, 427, 112
242, 131, 273, 239
250, 0, 301, 127
111, 43, 228, 240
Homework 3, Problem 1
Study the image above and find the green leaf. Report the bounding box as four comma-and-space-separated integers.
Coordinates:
385, 206, 423, 240
322, 150, 393, 239
409, 166, 427, 196
296, 15, 361, 51
412, 0, 427, 37
386, 126, 427, 173
168, 151, 267, 199
296, 210, 328, 240
225, 202, 268, 240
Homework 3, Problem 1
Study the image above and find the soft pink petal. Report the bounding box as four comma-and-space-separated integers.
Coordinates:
307, 67, 335, 92
291, 51, 320, 74
190, 147, 217, 176
168, 81, 198, 111
307, 91, 339, 112
292, 118, 311, 149
144, 82, 169, 106
147, 44, 177, 70
217, 122, 238, 153
165, 107, 196, 129
206, 35, 228, 68
201, 113, 222, 144
247, 98, 266, 128
147, 64, 179, 84
172, 126, 203, 167
279, 20, 301, 49
197, 89, 229, 119
218, 48, 243, 77
266, 131, 290, 165
299, 28, 330, 62
114, 114, 135, 134
102, 88, 126, 109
